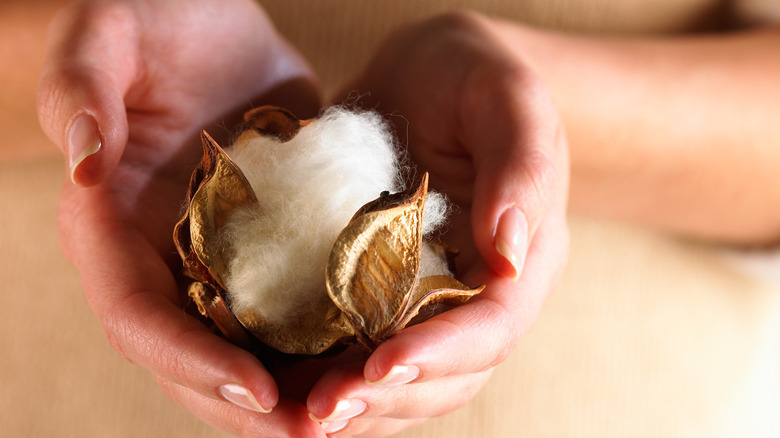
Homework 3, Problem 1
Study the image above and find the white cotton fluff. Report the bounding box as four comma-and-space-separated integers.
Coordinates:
219, 107, 450, 325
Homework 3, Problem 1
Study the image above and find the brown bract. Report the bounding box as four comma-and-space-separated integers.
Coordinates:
173, 106, 484, 355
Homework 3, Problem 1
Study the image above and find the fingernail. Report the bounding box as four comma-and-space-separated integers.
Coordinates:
495, 207, 529, 280
319, 418, 349, 434
218, 383, 272, 413
366, 365, 420, 387
309, 398, 367, 422
67, 114, 101, 184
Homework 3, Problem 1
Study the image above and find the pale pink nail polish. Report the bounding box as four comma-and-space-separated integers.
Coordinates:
67, 114, 101, 184
309, 398, 367, 422
319, 418, 349, 434
218, 383, 272, 413
494, 207, 529, 280
366, 365, 420, 387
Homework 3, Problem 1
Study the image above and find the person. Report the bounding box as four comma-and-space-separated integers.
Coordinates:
37, 0, 780, 437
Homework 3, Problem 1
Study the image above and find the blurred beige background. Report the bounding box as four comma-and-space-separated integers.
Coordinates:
2, 1, 779, 437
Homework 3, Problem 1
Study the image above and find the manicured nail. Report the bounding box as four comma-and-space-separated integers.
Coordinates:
67, 114, 101, 184
494, 207, 529, 280
218, 383, 272, 413
309, 398, 367, 422
366, 365, 420, 387
319, 418, 349, 434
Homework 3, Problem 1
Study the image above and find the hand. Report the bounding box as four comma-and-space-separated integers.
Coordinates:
37, 0, 325, 436
307, 12, 570, 436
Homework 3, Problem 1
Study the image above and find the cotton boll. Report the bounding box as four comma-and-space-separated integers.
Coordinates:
219, 107, 450, 327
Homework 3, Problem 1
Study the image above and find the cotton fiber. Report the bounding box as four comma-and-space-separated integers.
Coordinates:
219, 107, 449, 325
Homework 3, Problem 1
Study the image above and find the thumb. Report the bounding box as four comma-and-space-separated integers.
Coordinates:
463, 76, 567, 279
37, 3, 139, 186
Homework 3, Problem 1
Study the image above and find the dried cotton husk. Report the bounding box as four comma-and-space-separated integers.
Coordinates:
173, 106, 484, 355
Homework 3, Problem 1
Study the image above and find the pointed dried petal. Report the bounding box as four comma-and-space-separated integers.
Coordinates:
382, 275, 485, 337
326, 174, 429, 348
172, 131, 260, 347
188, 131, 258, 288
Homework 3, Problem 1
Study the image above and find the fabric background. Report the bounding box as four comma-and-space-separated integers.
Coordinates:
2, 1, 778, 437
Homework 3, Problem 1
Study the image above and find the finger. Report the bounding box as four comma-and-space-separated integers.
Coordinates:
37, 2, 140, 186
459, 60, 569, 280
361, 216, 569, 387
109, 289, 281, 413
156, 376, 326, 438
61, 191, 280, 414
307, 363, 493, 425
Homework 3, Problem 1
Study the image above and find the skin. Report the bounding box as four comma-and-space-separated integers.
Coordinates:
309, 12, 780, 436
39, 3, 569, 436
38, 1, 780, 438
493, 23, 780, 245
39, 0, 324, 436
309, 13, 570, 436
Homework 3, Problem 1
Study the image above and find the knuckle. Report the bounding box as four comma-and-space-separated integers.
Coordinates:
398, 9, 494, 67
514, 147, 559, 218
149, 338, 188, 383
73, 0, 138, 33
423, 11, 501, 68
423, 10, 490, 35
444, 392, 472, 415
100, 297, 187, 384
480, 299, 520, 369
526, 149, 557, 195
434, 376, 486, 417
101, 312, 136, 364
450, 298, 518, 372
36, 72, 74, 148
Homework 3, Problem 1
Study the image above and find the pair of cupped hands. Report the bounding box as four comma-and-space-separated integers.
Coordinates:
37, 0, 569, 436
